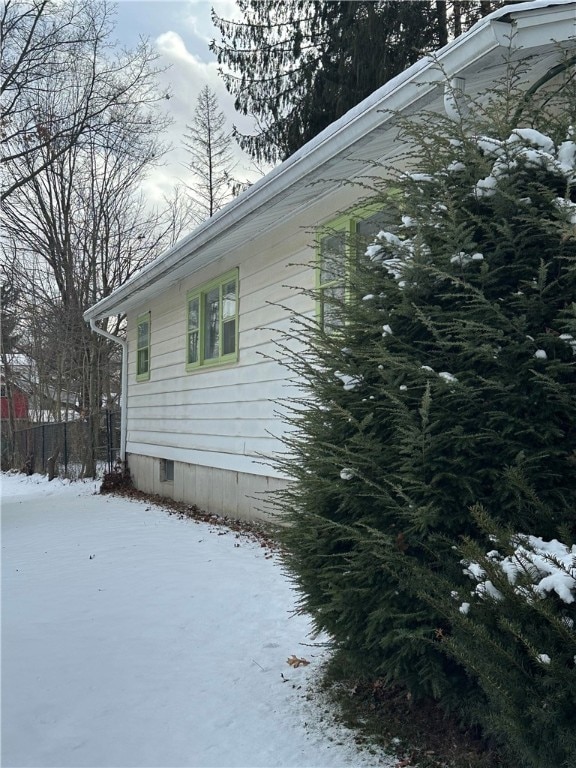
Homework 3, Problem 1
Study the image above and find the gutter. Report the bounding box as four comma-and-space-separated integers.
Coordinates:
89, 319, 127, 463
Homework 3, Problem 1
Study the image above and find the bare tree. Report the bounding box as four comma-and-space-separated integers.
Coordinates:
182, 85, 236, 219
0, 276, 22, 466
0, 0, 173, 202
160, 183, 201, 246
0, 0, 179, 475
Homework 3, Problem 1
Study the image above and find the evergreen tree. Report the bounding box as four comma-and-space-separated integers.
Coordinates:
183, 85, 235, 219
417, 507, 576, 767
275, 56, 576, 732
210, 1, 507, 164
1, 280, 20, 360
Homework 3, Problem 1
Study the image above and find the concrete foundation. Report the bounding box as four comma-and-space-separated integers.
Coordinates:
127, 453, 287, 523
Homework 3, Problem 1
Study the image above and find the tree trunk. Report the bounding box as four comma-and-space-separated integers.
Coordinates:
1, 356, 17, 468
453, 1, 462, 38
47, 445, 60, 481
436, 2, 448, 47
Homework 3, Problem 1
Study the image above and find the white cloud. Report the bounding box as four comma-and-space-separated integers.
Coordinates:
136, 5, 264, 210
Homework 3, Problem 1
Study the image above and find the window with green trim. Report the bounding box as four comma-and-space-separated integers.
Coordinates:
186, 269, 238, 369
136, 312, 150, 380
317, 205, 396, 331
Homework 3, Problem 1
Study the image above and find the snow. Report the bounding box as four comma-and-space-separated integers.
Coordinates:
509, 128, 555, 153
558, 138, 576, 173
450, 252, 484, 266
1, 472, 391, 768
554, 197, 576, 224
462, 534, 576, 609
408, 173, 434, 183
476, 136, 503, 157
463, 562, 486, 581
474, 129, 576, 199
559, 333, 576, 355
474, 173, 498, 198
534, 349, 548, 360
334, 371, 363, 391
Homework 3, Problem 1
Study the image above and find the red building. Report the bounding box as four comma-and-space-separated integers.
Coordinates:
0, 383, 29, 421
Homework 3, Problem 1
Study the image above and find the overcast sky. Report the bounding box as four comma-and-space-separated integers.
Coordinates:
112, 0, 264, 206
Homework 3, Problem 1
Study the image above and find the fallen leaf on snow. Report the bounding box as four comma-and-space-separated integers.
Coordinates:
286, 655, 310, 668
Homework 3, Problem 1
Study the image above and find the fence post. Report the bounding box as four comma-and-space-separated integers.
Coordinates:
63, 422, 68, 476
105, 410, 110, 472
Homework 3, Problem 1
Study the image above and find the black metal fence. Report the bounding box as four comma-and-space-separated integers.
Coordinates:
12, 410, 121, 478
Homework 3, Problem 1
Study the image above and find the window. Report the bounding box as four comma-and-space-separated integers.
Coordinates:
160, 458, 174, 482
186, 269, 238, 369
136, 312, 150, 381
317, 205, 396, 331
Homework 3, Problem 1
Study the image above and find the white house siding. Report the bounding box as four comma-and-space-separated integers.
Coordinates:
125, 221, 319, 520
124, 177, 391, 519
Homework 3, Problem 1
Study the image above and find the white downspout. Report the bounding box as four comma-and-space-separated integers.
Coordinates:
444, 76, 468, 121
89, 319, 127, 463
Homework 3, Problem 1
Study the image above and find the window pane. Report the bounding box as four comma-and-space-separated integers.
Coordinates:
137, 348, 149, 375
322, 284, 345, 330
320, 231, 346, 285
161, 459, 174, 482
188, 329, 199, 364
137, 320, 149, 349
222, 319, 235, 356
188, 297, 199, 331
204, 287, 220, 359
356, 210, 398, 258
356, 210, 395, 239
222, 280, 236, 320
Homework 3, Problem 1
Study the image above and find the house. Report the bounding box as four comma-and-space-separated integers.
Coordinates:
1, 367, 30, 466
0, 376, 29, 423
84, 0, 576, 521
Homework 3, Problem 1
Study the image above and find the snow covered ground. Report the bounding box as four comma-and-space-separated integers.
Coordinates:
1, 472, 392, 768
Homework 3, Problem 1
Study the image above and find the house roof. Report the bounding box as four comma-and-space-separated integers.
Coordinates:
84, 0, 576, 322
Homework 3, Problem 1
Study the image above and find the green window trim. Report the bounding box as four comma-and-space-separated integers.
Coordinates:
186, 268, 239, 371
316, 202, 397, 331
136, 311, 151, 381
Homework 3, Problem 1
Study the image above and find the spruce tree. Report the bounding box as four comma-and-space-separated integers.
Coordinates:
210, 1, 505, 164
275, 56, 576, 727
418, 507, 576, 767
